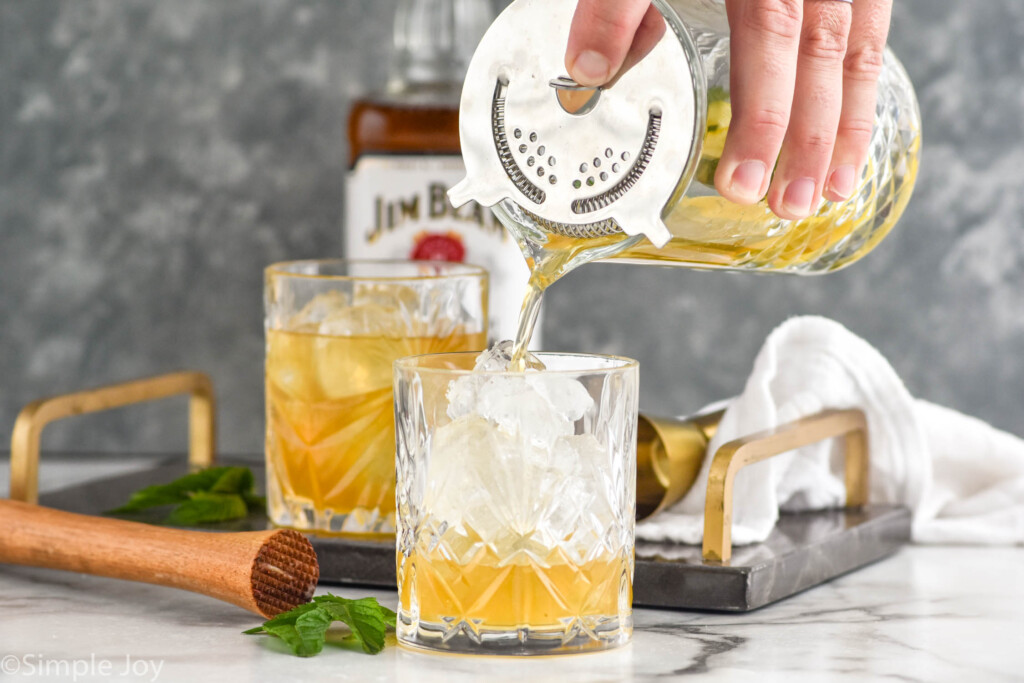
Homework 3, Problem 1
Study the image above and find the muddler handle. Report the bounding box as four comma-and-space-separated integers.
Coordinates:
0, 499, 319, 618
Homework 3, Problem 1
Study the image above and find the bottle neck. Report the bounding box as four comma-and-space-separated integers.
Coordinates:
387, 0, 493, 97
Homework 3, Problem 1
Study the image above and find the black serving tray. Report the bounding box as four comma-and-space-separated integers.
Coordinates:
39, 456, 910, 612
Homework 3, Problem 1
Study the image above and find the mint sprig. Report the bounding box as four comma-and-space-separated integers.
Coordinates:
107, 466, 265, 524
708, 85, 730, 105
244, 594, 397, 657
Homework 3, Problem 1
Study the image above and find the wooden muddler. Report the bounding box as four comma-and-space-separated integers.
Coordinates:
0, 499, 319, 618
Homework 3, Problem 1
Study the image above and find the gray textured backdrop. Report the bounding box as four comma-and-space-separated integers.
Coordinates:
1, 0, 1022, 457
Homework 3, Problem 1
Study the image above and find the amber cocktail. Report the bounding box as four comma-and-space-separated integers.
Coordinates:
394, 348, 638, 654
264, 260, 487, 535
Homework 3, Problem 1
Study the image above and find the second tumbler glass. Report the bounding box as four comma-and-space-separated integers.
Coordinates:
264, 260, 488, 535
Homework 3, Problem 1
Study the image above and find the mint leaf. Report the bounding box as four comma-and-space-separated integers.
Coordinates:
245, 603, 331, 657
266, 608, 332, 657
381, 605, 397, 629
107, 466, 263, 524
244, 594, 397, 657
695, 157, 719, 186
314, 596, 388, 654
210, 466, 254, 495
165, 491, 248, 525
244, 603, 321, 635
242, 491, 267, 511
107, 467, 236, 513
708, 85, 730, 104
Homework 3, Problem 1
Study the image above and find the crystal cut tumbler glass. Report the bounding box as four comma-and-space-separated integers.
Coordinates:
264, 260, 487, 535
394, 351, 638, 655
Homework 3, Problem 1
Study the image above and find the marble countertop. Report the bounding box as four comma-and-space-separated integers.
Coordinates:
1, 456, 1022, 682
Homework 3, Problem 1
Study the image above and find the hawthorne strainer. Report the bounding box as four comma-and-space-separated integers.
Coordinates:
448, 0, 705, 247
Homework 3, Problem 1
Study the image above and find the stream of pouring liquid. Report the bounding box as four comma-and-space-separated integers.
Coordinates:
506, 225, 638, 370
510, 285, 544, 371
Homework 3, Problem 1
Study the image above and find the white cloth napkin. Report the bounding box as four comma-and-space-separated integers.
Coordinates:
636, 316, 1024, 546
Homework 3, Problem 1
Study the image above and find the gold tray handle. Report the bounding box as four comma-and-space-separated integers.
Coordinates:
10, 371, 216, 504
702, 408, 868, 564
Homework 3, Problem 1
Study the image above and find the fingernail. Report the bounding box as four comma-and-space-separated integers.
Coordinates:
827, 165, 857, 200
782, 178, 816, 217
571, 50, 611, 85
728, 160, 767, 202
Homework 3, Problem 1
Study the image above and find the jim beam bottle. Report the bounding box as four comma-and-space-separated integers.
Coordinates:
345, 0, 531, 343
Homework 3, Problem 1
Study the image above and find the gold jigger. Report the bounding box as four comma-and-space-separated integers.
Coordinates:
635, 409, 724, 520
634, 407, 870, 564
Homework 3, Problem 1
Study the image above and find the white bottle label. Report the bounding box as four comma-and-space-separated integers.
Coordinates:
344, 154, 533, 344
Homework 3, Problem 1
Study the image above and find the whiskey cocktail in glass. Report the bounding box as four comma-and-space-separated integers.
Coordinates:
394, 347, 637, 654
264, 260, 487, 535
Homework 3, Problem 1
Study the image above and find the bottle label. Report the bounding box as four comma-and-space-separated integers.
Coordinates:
344, 154, 533, 343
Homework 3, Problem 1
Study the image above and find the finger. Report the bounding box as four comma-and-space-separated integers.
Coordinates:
608, 5, 667, 86
714, 0, 803, 205
565, 0, 653, 86
766, 0, 852, 219
823, 0, 892, 202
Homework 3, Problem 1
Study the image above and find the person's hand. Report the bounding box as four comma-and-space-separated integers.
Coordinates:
564, 0, 893, 220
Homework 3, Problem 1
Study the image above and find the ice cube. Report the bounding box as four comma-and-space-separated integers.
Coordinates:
318, 285, 426, 337
473, 340, 546, 372
445, 373, 483, 422
427, 416, 615, 550
430, 343, 611, 549
288, 291, 350, 331
445, 343, 594, 447
426, 415, 498, 527
476, 375, 576, 446
347, 281, 472, 338
420, 282, 471, 338
352, 282, 421, 311
286, 284, 438, 338
427, 416, 536, 534
446, 373, 585, 448
352, 283, 423, 333
288, 282, 471, 339
525, 432, 612, 535
319, 302, 407, 337
525, 373, 593, 423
